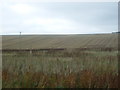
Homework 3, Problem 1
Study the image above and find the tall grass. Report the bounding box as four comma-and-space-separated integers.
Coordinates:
2, 49, 118, 88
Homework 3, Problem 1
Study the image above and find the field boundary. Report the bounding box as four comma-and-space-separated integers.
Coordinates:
1, 47, 118, 52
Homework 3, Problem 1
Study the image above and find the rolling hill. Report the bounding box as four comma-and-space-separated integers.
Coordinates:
2, 34, 118, 49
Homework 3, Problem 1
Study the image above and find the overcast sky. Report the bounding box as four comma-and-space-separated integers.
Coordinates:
1, 2, 118, 35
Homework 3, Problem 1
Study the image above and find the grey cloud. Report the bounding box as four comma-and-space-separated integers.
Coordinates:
1, 2, 118, 34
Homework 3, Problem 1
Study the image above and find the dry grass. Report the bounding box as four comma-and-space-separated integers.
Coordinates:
2, 48, 118, 88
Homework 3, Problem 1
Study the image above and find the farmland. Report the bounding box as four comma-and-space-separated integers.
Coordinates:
2, 34, 119, 88
2, 34, 118, 49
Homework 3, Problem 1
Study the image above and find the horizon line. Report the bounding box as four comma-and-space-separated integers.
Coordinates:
0, 32, 116, 35
0, 32, 116, 36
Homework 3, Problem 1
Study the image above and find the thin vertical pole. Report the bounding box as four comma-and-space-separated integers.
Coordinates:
19, 32, 21, 49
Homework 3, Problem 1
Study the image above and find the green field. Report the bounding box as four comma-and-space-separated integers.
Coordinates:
2, 34, 118, 88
